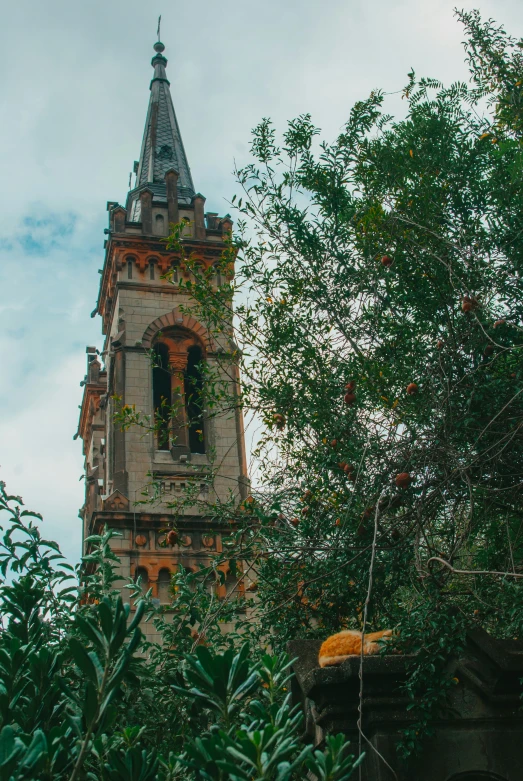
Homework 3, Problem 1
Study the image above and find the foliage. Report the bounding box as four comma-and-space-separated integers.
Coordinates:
7, 8, 523, 777
147, 8, 523, 760
0, 481, 359, 779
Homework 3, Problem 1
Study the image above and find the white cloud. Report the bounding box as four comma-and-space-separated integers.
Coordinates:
0, 353, 87, 564
0, 0, 522, 564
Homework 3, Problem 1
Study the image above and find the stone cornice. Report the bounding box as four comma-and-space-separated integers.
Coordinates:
97, 233, 229, 335
115, 281, 191, 296
87, 510, 236, 534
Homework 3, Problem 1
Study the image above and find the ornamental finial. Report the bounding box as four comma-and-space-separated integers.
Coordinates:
154, 15, 165, 53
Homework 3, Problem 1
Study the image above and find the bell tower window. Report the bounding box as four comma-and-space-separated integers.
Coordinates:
152, 335, 207, 455
152, 342, 171, 450
186, 345, 205, 454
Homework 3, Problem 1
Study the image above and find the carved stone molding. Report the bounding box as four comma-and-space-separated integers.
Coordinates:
103, 490, 130, 512
168, 351, 189, 372
142, 307, 215, 351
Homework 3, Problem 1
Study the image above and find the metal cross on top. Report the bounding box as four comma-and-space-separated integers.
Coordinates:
157, 15, 162, 42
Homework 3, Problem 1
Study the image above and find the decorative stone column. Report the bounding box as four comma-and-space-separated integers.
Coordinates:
113, 206, 127, 233
165, 168, 179, 226
192, 193, 206, 240
140, 188, 153, 235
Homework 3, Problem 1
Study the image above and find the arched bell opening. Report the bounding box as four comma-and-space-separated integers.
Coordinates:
186, 345, 205, 454
151, 328, 207, 456
152, 342, 171, 451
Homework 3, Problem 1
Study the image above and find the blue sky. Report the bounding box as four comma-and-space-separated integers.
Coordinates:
1, 0, 522, 564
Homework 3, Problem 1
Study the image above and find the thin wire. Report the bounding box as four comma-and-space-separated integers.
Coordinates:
358, 489, 398, 781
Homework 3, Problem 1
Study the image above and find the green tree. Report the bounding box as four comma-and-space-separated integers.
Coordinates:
0, 481, 359, 779
174, 8, 523, 755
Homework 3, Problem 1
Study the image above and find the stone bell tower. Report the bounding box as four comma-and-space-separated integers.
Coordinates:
77, 39, 249, 638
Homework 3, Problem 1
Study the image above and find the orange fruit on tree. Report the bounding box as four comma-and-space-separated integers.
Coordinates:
462, 295, 478, 313
395, 472, 412, 489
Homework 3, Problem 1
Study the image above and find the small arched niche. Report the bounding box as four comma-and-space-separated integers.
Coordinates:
154, 213, 166, 236
147, 257, 157, 281
158, 568, 172, 604
170, 259, 180, 284
180, 565, 197, 592
126, 255, 136, 280
135, 566, 149, 594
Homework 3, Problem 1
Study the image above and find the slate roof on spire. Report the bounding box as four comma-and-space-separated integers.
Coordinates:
128, 41, 195, 220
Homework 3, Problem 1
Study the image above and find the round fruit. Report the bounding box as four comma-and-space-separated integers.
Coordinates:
344, 392, 356, 406
166, 529, 178, 546
291, 517, 300, 526
483, 344, 494, 357
493, 319, 506, 328
344, 463, 355, 474
381, 254, 393, 267
395, 472, 412, 489
330, 439, 338, 448
437, 340, 444, 350
345, 381, 356, 391
338, 461, 347, 470
272, 413, 285, 430
362, 506, 374, 520
406, 382, 418, 395
391, 529, 400, 541
462, 295, 478, 313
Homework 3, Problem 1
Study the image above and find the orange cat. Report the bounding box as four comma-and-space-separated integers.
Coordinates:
318, 629, 392, 667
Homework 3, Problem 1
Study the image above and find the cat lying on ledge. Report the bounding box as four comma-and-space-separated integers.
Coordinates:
318, 629, 393, 667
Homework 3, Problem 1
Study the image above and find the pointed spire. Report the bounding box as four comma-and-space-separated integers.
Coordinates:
132, 40, 195, 211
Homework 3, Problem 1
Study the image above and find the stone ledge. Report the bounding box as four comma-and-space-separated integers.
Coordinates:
288, 632, 523, 781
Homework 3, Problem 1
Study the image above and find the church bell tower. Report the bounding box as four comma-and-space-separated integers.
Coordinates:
77, 39, 249, 637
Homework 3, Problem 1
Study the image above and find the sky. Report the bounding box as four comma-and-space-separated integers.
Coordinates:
1, 0, 522, 565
